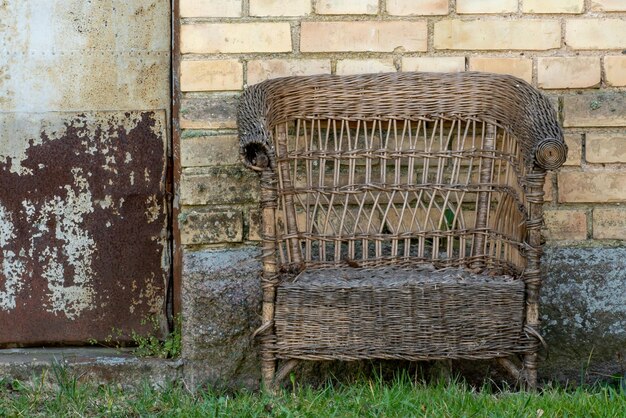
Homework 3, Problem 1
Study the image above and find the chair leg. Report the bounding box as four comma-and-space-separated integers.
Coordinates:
274, 359, 300, 387
497, 357, 522, 383
523, 353, 538, 390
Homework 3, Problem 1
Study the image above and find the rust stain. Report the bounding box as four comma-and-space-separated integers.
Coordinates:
0, 111, 168, 345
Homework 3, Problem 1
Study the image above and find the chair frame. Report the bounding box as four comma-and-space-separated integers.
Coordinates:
238, 72, 567, 390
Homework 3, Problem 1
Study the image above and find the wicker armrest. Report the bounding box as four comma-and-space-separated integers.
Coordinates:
238, 71, 567, 172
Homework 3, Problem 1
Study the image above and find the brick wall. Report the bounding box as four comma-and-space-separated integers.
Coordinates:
176, 0, 626, 387
177, 0, 626, 247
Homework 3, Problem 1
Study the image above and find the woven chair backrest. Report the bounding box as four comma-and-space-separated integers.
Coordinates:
273, 116, 529, 275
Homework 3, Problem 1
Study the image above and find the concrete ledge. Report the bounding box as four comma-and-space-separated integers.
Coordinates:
0, 348, 183, 388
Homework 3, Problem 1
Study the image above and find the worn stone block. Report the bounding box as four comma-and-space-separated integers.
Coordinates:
387, 0, 448, 15
566, 19, 626, 49
402, 56, 465, 72
180, 167, 260, 205
247, 209, 263, 241
181, 23, 292, 54
336, 59, 396, 75
563, 92, 626, 127
543, 209, 587, 241
181, 135, 240, 168
593, 207, 626, 240
558, 170, 626, 203
180, 95, 238, 129
300, 21, 428, 52
523, 0, 584, 13
180, 0, 241, 17
605, 56, 626, 87
180, 210, 243, 245
586, 133, 626, 163
247, 59, 331, 85
182, 248, 262, 388
434, 20, 560, 50
541, 246, 626, 384
456, 0, 517, 14
315, 0, 378, 14
544, 172, 555, 203
590, 0, 626, 11
250, 0, 310, 16
180, 60, 243, 92
538, 57, 601, 89
468, 57, 532, 83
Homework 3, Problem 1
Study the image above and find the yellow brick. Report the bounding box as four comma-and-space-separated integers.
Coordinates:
315, 0, 378, 14
247, 59, 331, 85
566, 19, 626, 50
590, 0, 626, 11
434, 20, 561, 50
181, 135, 240, 167
180, 60, 243, 92
543, 210, 587, 241
457, 0, 517, 14
537, 57, 600, 89
563, 134, 582, 167
387, 0, 449, 15
180, 210, 243, 245
593, 207, 626, 239
563, 92, 626, 127
181, 23, 292, 54
605, 56, 626, 87
402, 56, 465, 72
336, 59, 396, 75
523, 0, 583, 13
250, 0, 310, 16
558, 170, 626, 203
586, 134, 626, 163
300, 21, 427, 52
180, 0, 241, 17
544, 172, 555, 202
468, 57, 532, 83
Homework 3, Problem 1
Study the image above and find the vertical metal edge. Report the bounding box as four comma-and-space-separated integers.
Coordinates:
169, 0, 182, 326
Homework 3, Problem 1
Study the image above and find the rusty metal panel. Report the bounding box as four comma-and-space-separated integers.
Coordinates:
0, 111, 169, 345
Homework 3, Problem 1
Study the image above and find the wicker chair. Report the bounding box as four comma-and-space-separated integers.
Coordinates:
238, 72, 567, 390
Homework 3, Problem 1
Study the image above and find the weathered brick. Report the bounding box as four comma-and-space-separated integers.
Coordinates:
543, 210, 587, 241
593, 208, 626, 240
563, 92, 626, 127
586, 134, 626, 163
180, 210, 243, 244
544, 172, 555, 202
558, 171, 626, 203
566, 19, 626, 50
250, 0, 310, 16
247, 59, 331, 85
523, 0, 583, 13
537, 57, 600, 89
468, 57, 532, 83
336, 59, 396, 75
386, 0, 449, 15
180, 60, 243, 92
563, 134, 582, 167
180, 96, 238, 130
181, 23, 292, 54
180, 0, 241, 17
457, 0, 517, 14
300, 21, 427, 52
605, 56, 626, 87
315, 0, 378, 14
181, 135, 240, 168
434, 20, 560, 50
180, 167, 259, 205
590, 0, 626, 11
402, 56, 465, 72
247, 209, 263, 241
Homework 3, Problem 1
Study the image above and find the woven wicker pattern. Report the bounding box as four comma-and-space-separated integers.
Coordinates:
237, 71, 566, 389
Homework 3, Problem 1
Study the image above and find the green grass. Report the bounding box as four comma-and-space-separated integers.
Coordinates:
1, 370, 625, 417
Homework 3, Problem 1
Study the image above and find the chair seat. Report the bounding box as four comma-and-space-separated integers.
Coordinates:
273, 265, 534, 361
